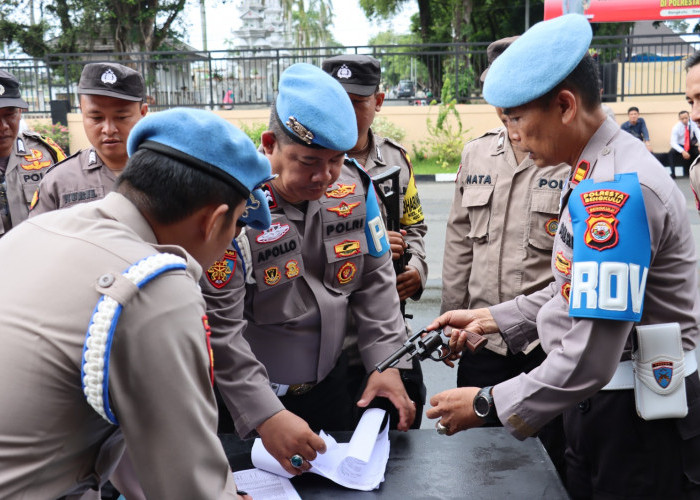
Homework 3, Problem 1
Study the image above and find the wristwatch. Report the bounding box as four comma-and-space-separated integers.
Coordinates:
473, 386, 498, 424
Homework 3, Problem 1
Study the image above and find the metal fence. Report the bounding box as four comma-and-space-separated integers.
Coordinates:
2, 32, 699, 118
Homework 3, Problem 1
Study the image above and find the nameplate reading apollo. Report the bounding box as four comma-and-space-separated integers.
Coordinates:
568, 173, 651, 322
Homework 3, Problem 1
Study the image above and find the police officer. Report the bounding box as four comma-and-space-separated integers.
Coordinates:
0, 69, 65, 236
30, 62, 148, 215
426, 15, 700, 499
322, 54, 428, 425
0, 108, 273, 498
442, 37, 568, 389
228, 63, 416, 443
440, 37, 569, 475
26, 62, 326, 479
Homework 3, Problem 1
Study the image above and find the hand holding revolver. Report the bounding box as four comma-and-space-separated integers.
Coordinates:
425, 308, 499, 367
376, 326, 487, 373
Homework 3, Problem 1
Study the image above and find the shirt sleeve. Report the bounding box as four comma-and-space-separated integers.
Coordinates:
640, 118, 650, 142
201, 270, 285, 438
440, 178, 473, 314
488, 282, 557, 353
109, 271, 238, 498
670, 122, 684, 154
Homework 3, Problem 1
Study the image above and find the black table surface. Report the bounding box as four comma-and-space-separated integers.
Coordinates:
220, 428, 569, 499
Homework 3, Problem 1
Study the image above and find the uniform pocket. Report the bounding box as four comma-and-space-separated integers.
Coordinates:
250, 280, 308, 325
22, 182, 39, 207
527, 189, 561, 250
461, 185, 494, 242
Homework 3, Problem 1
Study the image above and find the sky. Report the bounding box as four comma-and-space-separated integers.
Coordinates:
183, 0, 419, 51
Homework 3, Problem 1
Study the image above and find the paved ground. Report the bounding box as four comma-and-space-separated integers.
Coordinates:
411, 176, 700, 429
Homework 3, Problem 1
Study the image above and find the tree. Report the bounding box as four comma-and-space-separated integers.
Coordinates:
0, 0, 190, 57
281, 0, 336, 48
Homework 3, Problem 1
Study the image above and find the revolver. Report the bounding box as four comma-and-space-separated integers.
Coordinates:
376, 328, 487, 373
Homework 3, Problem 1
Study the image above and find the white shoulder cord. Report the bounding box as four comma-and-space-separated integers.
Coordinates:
81, 253, 187, 425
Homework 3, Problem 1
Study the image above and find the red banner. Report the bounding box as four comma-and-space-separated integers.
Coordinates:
544, 0, 700, 22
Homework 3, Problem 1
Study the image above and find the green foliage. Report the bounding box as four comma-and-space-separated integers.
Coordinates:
238, 122, 268, 148
31, 122, 71, 152
369, 31, 423, 89
414, 99, 469, 170
372, 116, 406, 144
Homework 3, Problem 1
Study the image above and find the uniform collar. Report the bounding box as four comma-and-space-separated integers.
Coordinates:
575, 117, 619, 176
99, 192, 159, 245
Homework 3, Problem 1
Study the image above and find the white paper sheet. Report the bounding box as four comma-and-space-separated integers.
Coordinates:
232, 468, 301, 500
251, 408, 390, 491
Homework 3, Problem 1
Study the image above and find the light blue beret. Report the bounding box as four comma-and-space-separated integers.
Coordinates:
483, 14, 592, 108
275, 63, 357, 151
127, 107, 274, 230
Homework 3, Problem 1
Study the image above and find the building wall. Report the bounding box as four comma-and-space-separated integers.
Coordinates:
38, 97, 689, 165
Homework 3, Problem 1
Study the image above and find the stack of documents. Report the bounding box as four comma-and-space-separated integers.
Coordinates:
250, 407, 390, 491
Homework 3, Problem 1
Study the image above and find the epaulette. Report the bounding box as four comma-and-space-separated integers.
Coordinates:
465, 126, 502, 146
42, 149, 84, 176
22, 130, 67, 163
378, 135, 407, 153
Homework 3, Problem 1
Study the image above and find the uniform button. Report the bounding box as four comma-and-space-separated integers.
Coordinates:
577, 399, 590, 413
601, 147, 611, 156
97, 273, 115, 287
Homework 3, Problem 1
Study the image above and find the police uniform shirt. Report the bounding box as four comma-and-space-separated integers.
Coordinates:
0, 193, 238, 498
1, 129, 65, 235
238, 160, 409, 386
441, 127, 569, 355
30, 148, 114, 216
488, 118, 700, 439
360, 131, 428, 294
201, 264, 286, 437
26, 146, 284, 440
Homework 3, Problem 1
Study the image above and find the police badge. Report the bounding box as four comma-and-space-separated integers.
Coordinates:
101, 69, 118, 85
337, 64, 352, 79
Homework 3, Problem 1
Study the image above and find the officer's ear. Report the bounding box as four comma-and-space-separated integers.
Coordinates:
201, 203, 232, 243
375, 92, 385, 112
261, 131, 277, 156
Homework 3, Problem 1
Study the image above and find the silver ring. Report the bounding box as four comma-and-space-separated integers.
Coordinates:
290, 454, 304, 468
435, 421, 449, 435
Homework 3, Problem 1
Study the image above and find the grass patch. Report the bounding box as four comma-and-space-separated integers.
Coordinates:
410, 155, 459, 175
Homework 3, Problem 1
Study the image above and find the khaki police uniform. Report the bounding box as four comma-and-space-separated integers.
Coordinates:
30, 148, 115, 216
442, 127, 567, 354
0, 193, 239, 498
360, 131, 428, 289
1, 130, 65, 235
235, 160, 409, 430
27, 148, 285, 439
203, 259, 286, 437
442, 127, 568, 372
489, 118, 700, 496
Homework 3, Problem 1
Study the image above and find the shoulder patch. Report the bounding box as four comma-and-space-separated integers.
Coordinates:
206, 250, 236, 288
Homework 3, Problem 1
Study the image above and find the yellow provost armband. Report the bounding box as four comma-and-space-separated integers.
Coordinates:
400, 170, 424, 225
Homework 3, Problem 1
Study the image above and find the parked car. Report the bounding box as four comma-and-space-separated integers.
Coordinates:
396, 80, 415, 98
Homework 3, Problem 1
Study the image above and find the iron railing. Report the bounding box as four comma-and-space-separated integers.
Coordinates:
2, 32, 699, 117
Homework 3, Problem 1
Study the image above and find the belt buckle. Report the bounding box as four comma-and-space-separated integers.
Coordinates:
287, 383, 314, 396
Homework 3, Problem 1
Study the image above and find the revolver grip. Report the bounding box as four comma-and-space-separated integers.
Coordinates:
465, 331, 488, 353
